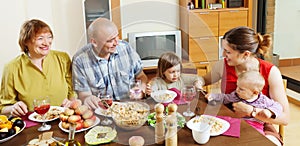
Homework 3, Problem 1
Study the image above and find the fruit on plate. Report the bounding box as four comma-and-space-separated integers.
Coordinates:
68, 115, 82, 123
59, 101, 96, 131
64, 108, 75, 116
84, 126, 117, 145
75, 105, 89, 115
0, 115, 25, 140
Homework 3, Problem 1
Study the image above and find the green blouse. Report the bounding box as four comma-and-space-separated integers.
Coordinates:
0, 50, 75, 112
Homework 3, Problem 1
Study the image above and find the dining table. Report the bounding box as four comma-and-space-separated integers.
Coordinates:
4, 92, 276, 146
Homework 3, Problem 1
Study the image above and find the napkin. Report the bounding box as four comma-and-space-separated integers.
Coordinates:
163, 88, 187, 106
21, 112, 39, 128
217, 116, 241, 138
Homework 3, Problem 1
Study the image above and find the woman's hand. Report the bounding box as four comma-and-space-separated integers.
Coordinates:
194, 80, 204, 90
11, 101, 28, 117
232, 101, 253, 117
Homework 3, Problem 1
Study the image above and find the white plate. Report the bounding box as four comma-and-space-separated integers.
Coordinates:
187, 115, 230, 136
94, 102, 120, 117
94, 108, 112, 118
58, 117, 100, 133
28, 106, 64, 122
151, 90, 177, 103
0, 122, 26, 143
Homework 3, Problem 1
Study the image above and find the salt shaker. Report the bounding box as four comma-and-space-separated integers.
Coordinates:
167, 103, 178, 116
165, 114, 177, 146
155, 103, 165, 144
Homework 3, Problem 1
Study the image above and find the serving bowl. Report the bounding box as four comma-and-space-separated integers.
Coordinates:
151, 90, 177, 103
111, 102, 150, 130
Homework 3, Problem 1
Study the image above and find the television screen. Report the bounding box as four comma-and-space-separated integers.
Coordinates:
128, 30, 181, 67
136, 35, 176, 60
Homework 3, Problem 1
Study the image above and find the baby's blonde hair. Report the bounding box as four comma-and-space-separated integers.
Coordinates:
238, 70, 265, 92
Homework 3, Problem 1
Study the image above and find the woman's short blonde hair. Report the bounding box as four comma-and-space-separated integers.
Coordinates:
18, 19, 53, 53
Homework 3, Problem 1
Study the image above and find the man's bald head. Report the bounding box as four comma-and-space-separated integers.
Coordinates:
87, 18, 118, 46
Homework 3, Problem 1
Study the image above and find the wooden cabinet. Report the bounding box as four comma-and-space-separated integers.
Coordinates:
180, 0, 252, 65
219, 10, 248, 36
83, 0, 121, 39
189, 37, 218, 62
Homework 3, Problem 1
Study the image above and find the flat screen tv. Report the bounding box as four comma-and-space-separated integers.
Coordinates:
128, 30, 182, 68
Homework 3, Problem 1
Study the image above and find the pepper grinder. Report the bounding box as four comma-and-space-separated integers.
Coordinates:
167, 103, 178, 116
155, 103, 165, 144
165, 114, 177, 146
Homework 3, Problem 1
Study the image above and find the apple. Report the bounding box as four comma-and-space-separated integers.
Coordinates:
75, 121, 84, 130
61, 121, 70, 129
83, 119, 95, 128
68, 115, 82, 123
75, 105, 89, 115
88, 115, 97, 122
59, 113, 69, 122
70, 100, 82, 110
64, 108, 75, 116
82, 110, 94, 119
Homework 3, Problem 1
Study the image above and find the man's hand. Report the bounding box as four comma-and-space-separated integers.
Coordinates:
83, 95, 101, 110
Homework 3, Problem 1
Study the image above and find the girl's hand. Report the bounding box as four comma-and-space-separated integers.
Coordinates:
145, 83, 152, 96
232, 102, 253, 117
11, 101, 28, 117
194, 80, 204, 90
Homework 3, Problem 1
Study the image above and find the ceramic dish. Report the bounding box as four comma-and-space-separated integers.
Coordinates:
151, 90, 177, 103
28, 106, 64, 122
0, 122, 26, 143
58, 117, 100, 133
94, 102, 120, 117
187, 115, 230, 136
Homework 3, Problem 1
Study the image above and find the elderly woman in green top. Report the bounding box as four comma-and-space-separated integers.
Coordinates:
0, 19, 76, 116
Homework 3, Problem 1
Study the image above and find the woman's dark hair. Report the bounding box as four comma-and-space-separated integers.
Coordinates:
223, 26, 272, 60
157, 52, 181, 79
18, 19, 53, 53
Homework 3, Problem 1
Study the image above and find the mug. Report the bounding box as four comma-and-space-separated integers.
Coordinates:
192, 122, 211, 144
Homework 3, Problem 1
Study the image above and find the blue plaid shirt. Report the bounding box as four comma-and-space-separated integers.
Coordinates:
72, 40, 143, 100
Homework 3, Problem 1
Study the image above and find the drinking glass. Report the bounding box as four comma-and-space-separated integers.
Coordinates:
129, 79, 142, 99
99, 94, 113, 125
33, 96, 51, 131
182, 85, 196, 117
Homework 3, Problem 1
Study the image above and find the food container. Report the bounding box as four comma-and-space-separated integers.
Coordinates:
151, 90, 177, 103
111, 102, 150, 130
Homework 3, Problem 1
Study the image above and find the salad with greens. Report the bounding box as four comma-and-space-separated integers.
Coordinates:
147, 108, 186, 128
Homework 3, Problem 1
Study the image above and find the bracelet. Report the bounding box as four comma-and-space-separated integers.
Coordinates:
251, 106, 257, 117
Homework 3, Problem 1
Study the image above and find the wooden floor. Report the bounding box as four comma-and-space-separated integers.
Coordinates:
278, 66, 300, 145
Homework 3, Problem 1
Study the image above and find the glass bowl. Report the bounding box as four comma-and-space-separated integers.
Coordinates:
111, 102, 150, 130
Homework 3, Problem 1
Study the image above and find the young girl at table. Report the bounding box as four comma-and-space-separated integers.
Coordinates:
145, 52, 204, 101
205, 71, 283, 136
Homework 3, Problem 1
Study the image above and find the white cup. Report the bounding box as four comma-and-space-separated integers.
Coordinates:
192, 122, 211, 144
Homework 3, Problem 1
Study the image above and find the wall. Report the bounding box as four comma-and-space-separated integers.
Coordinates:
0, 0, 86, 79
121, 0, 179, 39
274, 0, 300, 59
0, 0, 299, 79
